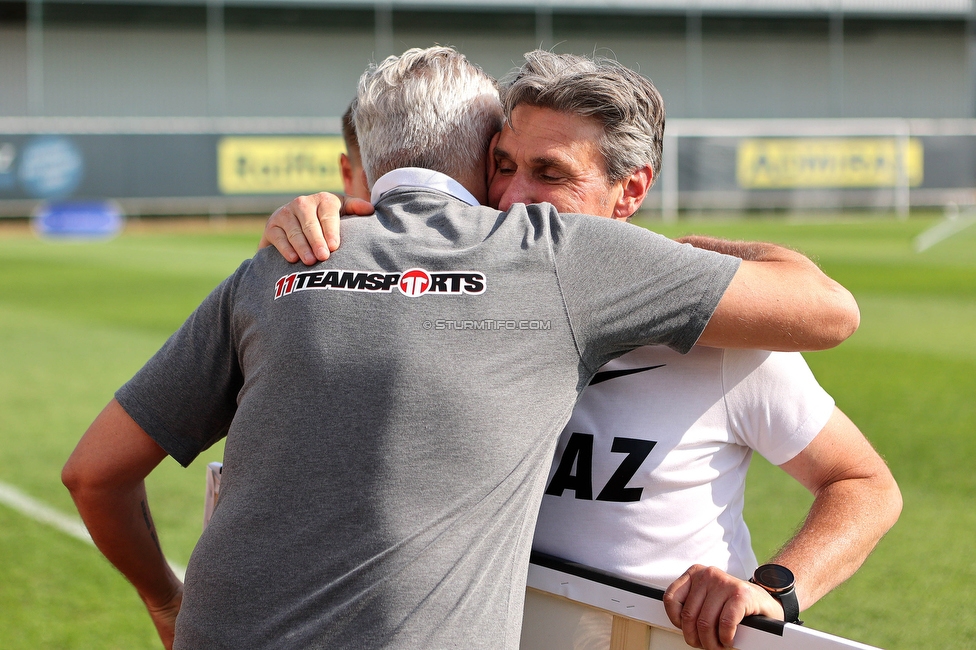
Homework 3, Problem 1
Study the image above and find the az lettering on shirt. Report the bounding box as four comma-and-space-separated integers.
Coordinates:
545, 433, 657, 503
274, 268, 486, 299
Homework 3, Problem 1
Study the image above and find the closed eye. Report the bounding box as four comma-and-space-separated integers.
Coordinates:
493, 154, 517, 175
539, 171, 566, 183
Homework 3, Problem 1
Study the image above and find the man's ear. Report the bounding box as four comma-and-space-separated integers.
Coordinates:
485, 131, 501, 183
340, 153, 355, 196
611, 165, 653, 221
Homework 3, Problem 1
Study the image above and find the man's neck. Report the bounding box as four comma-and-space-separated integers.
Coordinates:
455, 167, 488, 205
369, 168, 483, 207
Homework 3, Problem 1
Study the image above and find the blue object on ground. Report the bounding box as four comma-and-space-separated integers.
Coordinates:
32, 200, 125, 239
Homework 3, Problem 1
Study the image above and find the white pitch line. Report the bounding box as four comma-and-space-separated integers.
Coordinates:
0, 480, 93, 543
0, 480, 186, 581
914, 215, 976, 252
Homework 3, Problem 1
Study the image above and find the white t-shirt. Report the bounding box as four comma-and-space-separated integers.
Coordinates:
532, 345, 834, 588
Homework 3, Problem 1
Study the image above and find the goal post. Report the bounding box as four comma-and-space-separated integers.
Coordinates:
654, 117, 976, 218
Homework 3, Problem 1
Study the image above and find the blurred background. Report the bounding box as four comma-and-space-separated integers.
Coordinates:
1, 1, 975, 649
1, 0, 975, 218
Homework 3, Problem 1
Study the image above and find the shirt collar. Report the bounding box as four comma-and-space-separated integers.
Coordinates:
370, 167, 480, 207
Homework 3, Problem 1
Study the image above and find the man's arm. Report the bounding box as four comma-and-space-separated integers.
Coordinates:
662, 407, 902, 650
685, 236, 860, 351
259, 211, 858, 352
62, 399, 184, 650
768, 406, 902, 608
258, 192, 374, 265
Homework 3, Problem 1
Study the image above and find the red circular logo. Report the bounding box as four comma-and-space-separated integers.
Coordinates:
398, 268, 431, 297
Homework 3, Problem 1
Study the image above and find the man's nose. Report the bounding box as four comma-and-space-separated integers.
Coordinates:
499, 173, 534, 210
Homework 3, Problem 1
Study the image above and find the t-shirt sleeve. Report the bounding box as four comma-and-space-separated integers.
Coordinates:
115, 261, 249, 467
722, 349, 835, 465
551, 213, 740, 372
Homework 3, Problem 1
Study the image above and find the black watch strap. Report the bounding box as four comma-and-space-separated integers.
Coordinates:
773, 585, 801, 624
750, 564, 803, 625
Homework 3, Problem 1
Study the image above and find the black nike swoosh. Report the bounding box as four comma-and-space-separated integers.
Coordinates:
589, 364, 666, 386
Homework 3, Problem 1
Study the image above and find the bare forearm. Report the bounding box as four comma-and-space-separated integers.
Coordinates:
676, 235, 781, 262
770, 474, 901, 610
62, 400, 182, 612
689, 236, 860, 350
69, 479, 182, 606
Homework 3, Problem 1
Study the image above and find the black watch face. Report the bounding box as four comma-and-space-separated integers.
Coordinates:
755, 564, 795, 591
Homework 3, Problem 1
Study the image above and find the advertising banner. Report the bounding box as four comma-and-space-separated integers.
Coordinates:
0, 125, 973, 215
0, 133, 347, 208
737, 138, 924, 189
217, 136, 346, 195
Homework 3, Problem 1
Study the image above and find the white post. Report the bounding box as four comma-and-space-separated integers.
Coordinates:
896, 122, 910, 219
662, 132, 679, 223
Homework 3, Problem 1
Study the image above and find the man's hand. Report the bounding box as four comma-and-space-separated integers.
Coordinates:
258, 192, 375, 265
144, 584, 184, 650
663, 564, 785, 650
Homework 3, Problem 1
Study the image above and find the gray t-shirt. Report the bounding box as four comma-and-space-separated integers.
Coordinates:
117, 185, 739, 649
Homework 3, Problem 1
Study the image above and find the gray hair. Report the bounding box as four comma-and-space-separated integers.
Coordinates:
354, 46, 503, 187
501, 50, 665, 184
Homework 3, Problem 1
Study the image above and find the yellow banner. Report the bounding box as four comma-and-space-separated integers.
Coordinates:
218, 136, 345, 194
737, 138, 923, 189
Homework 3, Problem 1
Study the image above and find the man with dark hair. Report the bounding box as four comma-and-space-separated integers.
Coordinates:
263, 50, 897, 650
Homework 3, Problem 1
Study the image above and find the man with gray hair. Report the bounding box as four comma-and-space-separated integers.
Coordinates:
488, 59, 895, 650
488, 49, 663, 221
497, 49, 665, 207
263, 50, 897, 650
66, 46, 857, 650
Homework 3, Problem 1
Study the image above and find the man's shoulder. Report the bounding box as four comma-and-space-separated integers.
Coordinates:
608, 347, 809, 388
722, 348, 808, 377
551, 209, 681, 249
503, 203, 660, 245
248, 246, 292, 275
720, 348, 827, 409
375, 187, 501, 227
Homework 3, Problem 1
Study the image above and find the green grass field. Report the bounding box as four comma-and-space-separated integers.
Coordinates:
1, 212, 974, 649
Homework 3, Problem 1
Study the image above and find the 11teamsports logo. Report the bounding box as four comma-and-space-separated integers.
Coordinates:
398, 269, 431, 297
274, 267, 486, 299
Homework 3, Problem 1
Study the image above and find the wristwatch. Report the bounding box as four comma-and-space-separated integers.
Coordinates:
750, 564, 802, 624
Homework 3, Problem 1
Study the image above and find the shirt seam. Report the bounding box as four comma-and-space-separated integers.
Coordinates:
547, 213, 593, 377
